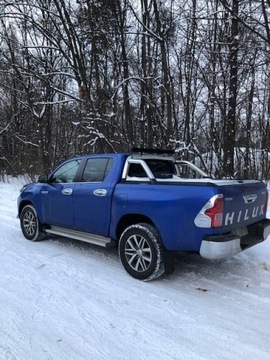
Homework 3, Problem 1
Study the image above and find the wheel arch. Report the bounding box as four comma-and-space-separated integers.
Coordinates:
19, 200, 44, 225
18, 200, 33, 216
115, 214, 155, 241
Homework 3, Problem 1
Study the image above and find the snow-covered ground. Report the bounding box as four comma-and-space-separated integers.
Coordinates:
0, 177, 270, 360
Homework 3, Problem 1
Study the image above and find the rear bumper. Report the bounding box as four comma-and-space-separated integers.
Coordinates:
199, 219, 270, 260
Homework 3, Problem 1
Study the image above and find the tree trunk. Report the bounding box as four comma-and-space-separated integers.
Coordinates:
223, 0, 238, 177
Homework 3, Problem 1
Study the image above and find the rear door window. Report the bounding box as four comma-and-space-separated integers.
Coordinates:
81, 158, 113, 182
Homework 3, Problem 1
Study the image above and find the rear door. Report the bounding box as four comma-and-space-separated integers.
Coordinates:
72, 157, 114, 236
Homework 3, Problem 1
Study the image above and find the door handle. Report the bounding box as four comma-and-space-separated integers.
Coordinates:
62, 188, 73, 195
93, 189, 107, 197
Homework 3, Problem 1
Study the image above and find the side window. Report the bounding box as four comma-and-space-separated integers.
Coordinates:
51, 160, 81, 183
81, 158, 114, 182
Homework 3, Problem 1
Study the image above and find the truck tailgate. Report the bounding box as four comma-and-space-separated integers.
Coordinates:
217, 180, 267, 231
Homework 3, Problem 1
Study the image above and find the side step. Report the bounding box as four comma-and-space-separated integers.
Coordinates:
46, 226, 116, 248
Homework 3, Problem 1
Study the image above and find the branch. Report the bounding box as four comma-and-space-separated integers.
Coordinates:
219, 0, 270, 44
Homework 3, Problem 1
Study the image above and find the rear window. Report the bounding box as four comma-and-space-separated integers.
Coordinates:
145, 160, 175, 179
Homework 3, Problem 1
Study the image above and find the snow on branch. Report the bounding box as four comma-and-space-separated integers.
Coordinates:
14, 134, 39, 148
0, 123, 11, 135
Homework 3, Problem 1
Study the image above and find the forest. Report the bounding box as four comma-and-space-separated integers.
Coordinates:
0, 0, 270, 179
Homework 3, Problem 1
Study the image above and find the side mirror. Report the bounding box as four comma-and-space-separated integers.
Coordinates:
38, 174, 49, 183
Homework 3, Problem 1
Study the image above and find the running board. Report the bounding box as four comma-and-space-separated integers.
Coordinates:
46, 226, 116, 248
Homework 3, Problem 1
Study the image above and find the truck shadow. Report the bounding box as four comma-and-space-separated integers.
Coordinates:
169, 250, 262, 287
45, 234, 263, 286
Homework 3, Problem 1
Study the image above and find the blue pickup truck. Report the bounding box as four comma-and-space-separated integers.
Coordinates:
18, 149, 270, 280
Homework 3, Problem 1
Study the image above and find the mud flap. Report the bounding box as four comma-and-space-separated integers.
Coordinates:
163, 250, 175, 276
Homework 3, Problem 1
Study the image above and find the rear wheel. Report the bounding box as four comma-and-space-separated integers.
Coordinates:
20, 205, 45, 241
119, 223, 165, 281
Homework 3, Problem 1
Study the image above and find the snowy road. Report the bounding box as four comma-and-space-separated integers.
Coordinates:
0, 178, 270, 360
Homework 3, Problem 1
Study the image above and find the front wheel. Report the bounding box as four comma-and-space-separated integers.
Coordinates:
20, 205, 45, 241
119, 223, 165, 281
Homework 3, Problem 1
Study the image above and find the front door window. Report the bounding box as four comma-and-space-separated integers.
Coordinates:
51, 160, 81, 183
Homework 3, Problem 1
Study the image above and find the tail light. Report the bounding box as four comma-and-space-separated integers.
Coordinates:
194, 194, 224, 228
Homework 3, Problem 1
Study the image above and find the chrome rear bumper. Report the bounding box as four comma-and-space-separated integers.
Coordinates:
199, 219, 270, 260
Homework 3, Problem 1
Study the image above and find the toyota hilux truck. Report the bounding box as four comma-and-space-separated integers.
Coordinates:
18, 149, 270, 281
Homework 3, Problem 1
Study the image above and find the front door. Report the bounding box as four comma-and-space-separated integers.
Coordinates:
41, 159, 81, 227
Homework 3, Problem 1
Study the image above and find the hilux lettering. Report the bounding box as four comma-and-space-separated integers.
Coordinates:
225, 205, 264, 226
244, 209, 249, 221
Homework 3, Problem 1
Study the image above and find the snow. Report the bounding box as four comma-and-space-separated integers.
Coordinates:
1, 178, 270, 360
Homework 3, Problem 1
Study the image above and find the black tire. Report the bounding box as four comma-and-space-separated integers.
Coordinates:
20, 205, 45, 241
119, 223, 165, 281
